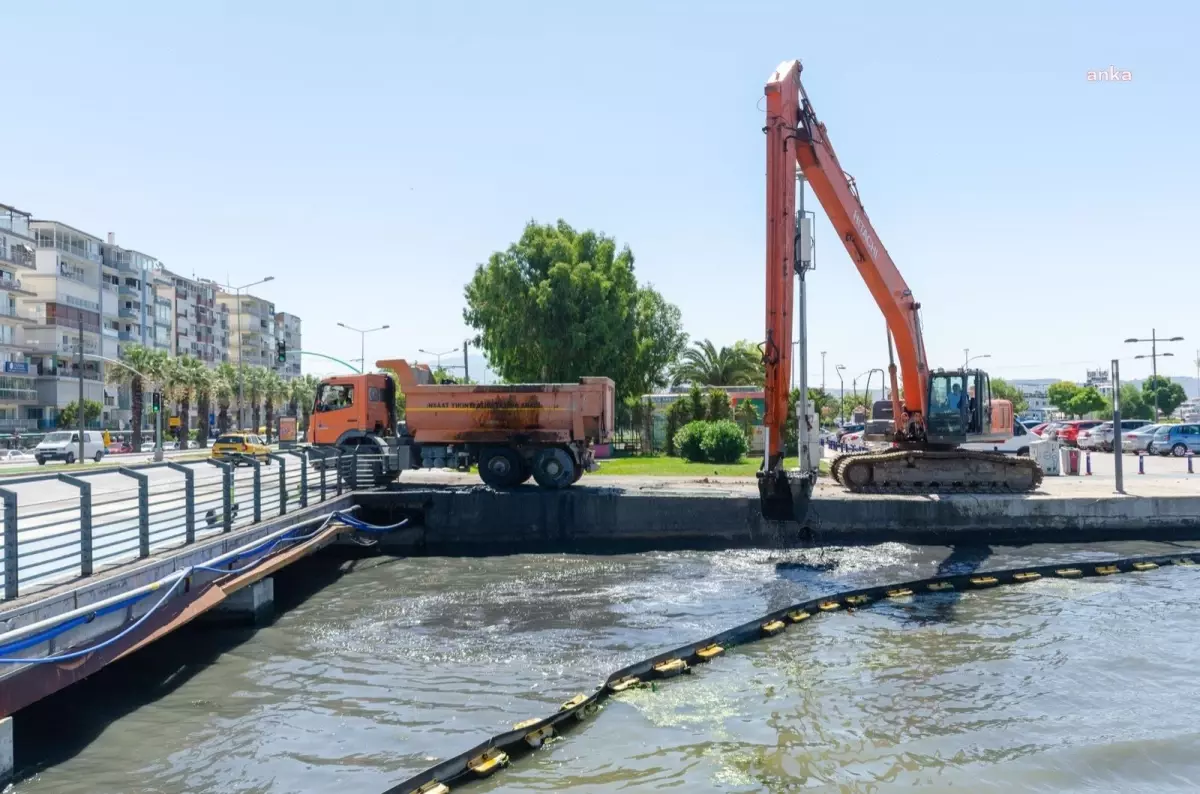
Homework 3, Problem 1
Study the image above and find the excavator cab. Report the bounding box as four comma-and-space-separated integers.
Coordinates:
925, 369, 994, 446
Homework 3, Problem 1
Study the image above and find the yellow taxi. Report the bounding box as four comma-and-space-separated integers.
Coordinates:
211, 432, 271, 465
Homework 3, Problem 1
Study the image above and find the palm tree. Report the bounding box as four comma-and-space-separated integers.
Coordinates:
262, 370, 286, 442
166, 356, 206, 450
292, 374, 320, 433
106, 345, 167, 450
244, 366, 268, 434
672, 339, 761, 387
215, 362, 238, 432
194, 369, 216, 448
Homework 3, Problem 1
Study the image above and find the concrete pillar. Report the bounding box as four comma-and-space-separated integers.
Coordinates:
0, 715, 12, 786
204, 577, 275, 626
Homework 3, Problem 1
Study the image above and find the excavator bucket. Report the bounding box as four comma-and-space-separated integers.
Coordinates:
757, 468, 814, 523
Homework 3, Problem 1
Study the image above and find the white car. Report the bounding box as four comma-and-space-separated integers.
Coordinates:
0, 449, 32, 463
140, 441, 156, 452
960, 419, 1037, 456
1077, 427, 1104, 451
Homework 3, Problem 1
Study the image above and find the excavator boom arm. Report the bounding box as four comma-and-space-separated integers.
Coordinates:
765, 60, 928, 437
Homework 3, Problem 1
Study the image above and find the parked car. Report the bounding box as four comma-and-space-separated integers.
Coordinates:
1150, 424, 1200, 457
1026, 423, 1049, 436
162, 441, 179, 451
211, 433, 271, 465
107, 442, 133, 454
35, 431, 106, 465
836, 424, 865, 441
140, 441, 157, 452
1122, 424, 1162, 453
0, 449, 32, 463
1088, 419, 1154, 452
961, 418, 1035, 456
1077, 427, 1104, 451
1055, 420, 1105, 447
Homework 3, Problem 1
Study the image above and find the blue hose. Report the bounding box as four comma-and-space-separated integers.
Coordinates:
0, 574, 188, 664
333, 511, 410, 533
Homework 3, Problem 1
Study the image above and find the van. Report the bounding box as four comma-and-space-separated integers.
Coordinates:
35, 430, 107, 465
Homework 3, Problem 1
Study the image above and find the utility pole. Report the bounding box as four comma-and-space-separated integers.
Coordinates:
337, 322, 389, 375
1112, 359, 1123, 494
77, 319, 84, 464
1125, 329, 1184, 421
463, 340, 470, 383
835, 364, 846, 425
820, 351, 826, 393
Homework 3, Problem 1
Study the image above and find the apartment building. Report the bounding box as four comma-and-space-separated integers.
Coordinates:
22, 220, 109, 428
275, 312, 301, 380
0, 204, 40, 432
217, 289, 275, 373
155, 270, 229, 365
2, 197, 303, 431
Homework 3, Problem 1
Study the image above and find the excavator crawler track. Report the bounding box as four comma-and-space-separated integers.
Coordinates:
830, 448, 1043, 494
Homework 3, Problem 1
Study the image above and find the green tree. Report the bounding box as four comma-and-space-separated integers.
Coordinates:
58, 399, 103, 429
735, 399, 760, 439
291, 374, 321, 432
1102, 383, 1152, 421
990, 378, 1029, 415
1142, 375, 1188, 418
664, 397, 694, 456
706, 388, 732, 421
262, 370, 286, 442
673, 339, 761, 387
194, 369, 215, 448
1066, 386, 1106, 418
166, 356, 206, 450
687, 382, 706, 421
106, 344, 167, 449
1047, 381, 1082, 416
214, 363, 238, 432
244, 366, 268, 433
463, 219, 685, 400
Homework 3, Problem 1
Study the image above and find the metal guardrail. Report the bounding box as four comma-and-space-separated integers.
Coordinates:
0, 448, 395, 602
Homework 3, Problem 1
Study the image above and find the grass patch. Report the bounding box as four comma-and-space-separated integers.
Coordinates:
593, 455, 816, 477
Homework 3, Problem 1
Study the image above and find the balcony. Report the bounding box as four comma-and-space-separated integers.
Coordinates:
119, 284, 140, 297
102, 327, 119, 339
0, 418, 38, 431
118, 307, 140, 320
118, 330, 138, 342
0, 246, 34, 269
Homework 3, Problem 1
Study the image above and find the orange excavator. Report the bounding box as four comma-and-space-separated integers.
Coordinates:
758, 60, 1041, 518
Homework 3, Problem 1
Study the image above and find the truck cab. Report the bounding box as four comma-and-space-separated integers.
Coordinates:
307, 373, 397, 446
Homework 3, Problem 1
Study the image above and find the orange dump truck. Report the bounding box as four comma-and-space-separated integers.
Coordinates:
306, 358, 615, 488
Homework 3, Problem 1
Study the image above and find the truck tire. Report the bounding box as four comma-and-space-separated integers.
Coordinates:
532, 447, 576, 489
479, 446, 524, 488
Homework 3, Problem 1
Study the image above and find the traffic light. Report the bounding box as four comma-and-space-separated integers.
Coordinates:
276, 340, 287, 364
151, 392, 161, 413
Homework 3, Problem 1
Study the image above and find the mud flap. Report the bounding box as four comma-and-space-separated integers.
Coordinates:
757, 469, 813, 523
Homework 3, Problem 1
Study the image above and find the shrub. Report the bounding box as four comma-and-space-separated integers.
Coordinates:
701, 419, 749, 463
675, 420, 709, 462
664, 398, 695, 456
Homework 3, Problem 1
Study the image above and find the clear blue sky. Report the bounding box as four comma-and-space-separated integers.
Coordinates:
6, 1, 1197, 390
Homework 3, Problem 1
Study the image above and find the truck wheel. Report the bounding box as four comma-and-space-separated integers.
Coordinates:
479, 446, 524, 488
532, 448, 576, 489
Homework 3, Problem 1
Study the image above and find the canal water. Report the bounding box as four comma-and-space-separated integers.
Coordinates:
13, 539, 1200, 792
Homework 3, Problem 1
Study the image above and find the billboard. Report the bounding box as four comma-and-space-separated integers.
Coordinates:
278, 416, 297, 444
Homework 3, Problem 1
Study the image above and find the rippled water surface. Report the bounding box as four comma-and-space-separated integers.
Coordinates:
15, 539, 1200, 793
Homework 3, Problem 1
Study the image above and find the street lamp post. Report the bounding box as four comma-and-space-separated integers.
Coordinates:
835, 364, 846, 425
218, 276, 274, 430
419, 347, 460, 373
820, 351, 827, 393
337, 323, 390, 374
1126, 330, 1184, 421
963, 349, 991, 369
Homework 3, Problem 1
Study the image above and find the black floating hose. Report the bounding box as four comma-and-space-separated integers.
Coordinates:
382, 551, 1200, 794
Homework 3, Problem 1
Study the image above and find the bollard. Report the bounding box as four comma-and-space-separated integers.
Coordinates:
1085, 451, 1092, 475
1189, 452, 1194, 475
1138, 453, 1145, 475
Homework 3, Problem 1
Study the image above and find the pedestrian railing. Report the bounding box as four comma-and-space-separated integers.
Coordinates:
0, 448, 397, 602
